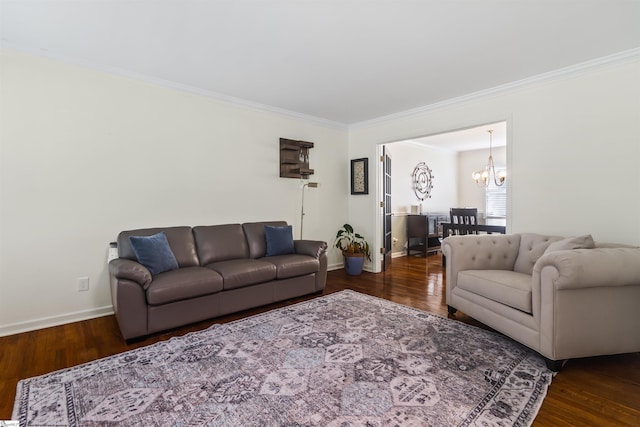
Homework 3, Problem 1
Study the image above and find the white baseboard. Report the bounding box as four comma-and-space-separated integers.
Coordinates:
0, 306, 114, 337
329, 252, 407, 273
327, 263, 343, 271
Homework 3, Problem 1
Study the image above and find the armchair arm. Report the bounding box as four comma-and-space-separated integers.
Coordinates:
294, 240, 328, 259
533, 247, 640, 290
109, 258, 152, 290
532, 247, 640, 360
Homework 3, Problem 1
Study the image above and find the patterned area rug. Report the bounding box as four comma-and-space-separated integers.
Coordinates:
13, 290, 553, 426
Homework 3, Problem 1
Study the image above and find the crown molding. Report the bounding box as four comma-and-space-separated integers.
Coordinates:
1, 43, 348, 131
349, 47, 640, 131
4, 43, 638, 132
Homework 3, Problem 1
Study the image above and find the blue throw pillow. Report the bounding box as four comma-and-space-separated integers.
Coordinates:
264, 225, 294, 256
129, 232, 179, 275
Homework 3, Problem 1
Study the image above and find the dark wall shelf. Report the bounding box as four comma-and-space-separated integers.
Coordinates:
280, 138, 314, 179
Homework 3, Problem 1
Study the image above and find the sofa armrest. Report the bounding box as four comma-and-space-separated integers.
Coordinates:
534, 247, 640, 290
294, 240, 328, 259
109, 258, 153, 290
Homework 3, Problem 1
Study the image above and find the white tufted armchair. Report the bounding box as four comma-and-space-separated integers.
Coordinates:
442, 233, 640, 370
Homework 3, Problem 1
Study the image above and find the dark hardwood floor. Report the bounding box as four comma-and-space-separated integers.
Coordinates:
1, 254, 639, 425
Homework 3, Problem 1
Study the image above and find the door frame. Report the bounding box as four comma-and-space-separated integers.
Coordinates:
373, 119, 512, 273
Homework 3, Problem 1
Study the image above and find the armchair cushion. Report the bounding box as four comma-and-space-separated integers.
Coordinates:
544, 234, 595, 254
513, 233, 563, 275
129, 232, 179, 276
457, 269, 533, 313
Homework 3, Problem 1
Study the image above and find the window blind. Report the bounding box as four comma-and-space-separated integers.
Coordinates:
485, 166, 507, 218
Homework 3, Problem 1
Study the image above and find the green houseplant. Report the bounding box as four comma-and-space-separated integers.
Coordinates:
335, 223, 372, 275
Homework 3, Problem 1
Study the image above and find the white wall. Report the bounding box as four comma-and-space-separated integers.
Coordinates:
2, 49, 639, 334
0, 49, 348, 335
349, 57, 640, 272
384, 142, 457, 255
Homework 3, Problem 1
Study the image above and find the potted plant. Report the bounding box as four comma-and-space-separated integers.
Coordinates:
335, 223, 372, 275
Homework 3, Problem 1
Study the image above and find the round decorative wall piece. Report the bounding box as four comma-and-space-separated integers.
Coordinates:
412, 162, 434, 201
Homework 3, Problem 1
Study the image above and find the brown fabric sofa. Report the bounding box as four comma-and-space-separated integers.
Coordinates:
109, 221, 328, 341
443, 233, 640, 370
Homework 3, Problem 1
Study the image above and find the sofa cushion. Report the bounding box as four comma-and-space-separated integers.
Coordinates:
263, 254, 319, 279
206, 259, 277, 290
243, 221, 289, 259
193, 224, 249, 265
544, 234, 595, 254
146, 267, 223, 305
118, 226, 200, 268
129, 232, 179, 276
457, 269, 533, 313
513, 233, 563, 275
265, 225, 295, 256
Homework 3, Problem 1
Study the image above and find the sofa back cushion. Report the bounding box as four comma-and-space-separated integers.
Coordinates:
513, 233, 563, 275
193, 224, 249, 265
118, 226, 200, 268
243, 221, 289, 259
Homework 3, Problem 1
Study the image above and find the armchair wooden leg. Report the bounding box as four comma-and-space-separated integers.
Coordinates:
447, 305, 457, 315
544, 358, 566, 372
125, 336, 147, 345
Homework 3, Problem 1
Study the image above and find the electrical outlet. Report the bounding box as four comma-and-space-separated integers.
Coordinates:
78, 277, 89, 292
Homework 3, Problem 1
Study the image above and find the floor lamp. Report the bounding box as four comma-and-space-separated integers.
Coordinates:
300, 181, 318, 239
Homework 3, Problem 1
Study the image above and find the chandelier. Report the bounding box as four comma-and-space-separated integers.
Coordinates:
472, 130, 506, 187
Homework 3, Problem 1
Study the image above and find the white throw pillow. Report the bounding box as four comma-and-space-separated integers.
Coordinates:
544, 234, 595, 254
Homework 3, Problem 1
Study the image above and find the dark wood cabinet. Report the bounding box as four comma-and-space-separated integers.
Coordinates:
407, 213, 448, 256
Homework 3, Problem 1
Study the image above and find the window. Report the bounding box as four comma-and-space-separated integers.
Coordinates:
485, 165, 506, 218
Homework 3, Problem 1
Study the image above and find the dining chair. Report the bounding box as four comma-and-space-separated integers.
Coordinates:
449, 208, 478, 235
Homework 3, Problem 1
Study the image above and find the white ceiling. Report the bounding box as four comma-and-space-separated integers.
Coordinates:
2, 1, 639, 126
406, 122, 507, 152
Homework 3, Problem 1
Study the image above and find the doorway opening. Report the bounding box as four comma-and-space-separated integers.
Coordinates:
377, 121, 509, 269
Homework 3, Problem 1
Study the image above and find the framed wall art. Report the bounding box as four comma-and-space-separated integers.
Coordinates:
351, 158, 368, 195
